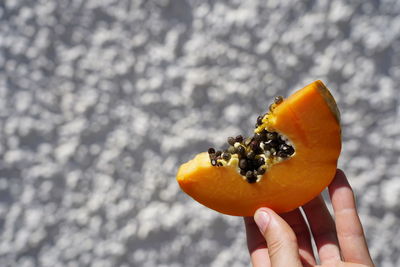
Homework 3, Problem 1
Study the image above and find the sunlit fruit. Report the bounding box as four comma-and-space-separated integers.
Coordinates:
176, 81, 341, 216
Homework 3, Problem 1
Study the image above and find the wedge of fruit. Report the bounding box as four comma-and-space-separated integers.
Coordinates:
176, 80, 341, 216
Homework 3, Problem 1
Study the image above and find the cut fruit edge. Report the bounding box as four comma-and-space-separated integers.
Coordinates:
176, 80, 341, 216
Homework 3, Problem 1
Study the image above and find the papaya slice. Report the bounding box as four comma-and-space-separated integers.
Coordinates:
176, 80, 341, 216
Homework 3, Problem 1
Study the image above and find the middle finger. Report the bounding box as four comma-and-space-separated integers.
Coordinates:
302, 195, 341, 264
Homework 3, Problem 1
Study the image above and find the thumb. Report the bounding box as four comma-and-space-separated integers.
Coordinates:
254, 208, 302, 267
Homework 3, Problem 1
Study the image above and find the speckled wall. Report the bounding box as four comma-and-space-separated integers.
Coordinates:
1, 0, 400, 266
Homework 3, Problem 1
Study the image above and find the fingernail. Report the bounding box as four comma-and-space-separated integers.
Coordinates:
254, 210, 270, 233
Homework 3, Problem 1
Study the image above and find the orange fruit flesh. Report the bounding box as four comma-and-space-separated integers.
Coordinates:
176, 81, 341, 216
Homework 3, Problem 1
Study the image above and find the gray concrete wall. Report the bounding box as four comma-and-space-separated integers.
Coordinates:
1, 0, 400, 266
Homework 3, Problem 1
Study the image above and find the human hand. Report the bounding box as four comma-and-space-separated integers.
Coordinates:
244, 169, 375, 267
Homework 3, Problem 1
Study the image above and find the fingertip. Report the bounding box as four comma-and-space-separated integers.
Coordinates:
255, 207, 273, 214
329, 169, 351, 192
336, 168, 345, 176
254, 208, 303, 266
254, 208, 271, 234
255, 207, 276, 218
329, 171, 355, 207
335, 169, 348, 183
255, 208, 298, 243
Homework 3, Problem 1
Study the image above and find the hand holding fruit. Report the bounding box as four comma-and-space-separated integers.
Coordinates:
244, 170, 375, 267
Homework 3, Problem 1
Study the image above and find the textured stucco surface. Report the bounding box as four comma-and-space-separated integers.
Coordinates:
1, 0, 400, 266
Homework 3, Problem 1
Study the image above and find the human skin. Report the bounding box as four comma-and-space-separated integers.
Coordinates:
244, 169, 375, 267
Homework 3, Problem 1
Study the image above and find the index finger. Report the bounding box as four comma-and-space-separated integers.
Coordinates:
328, 169, 375, 266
